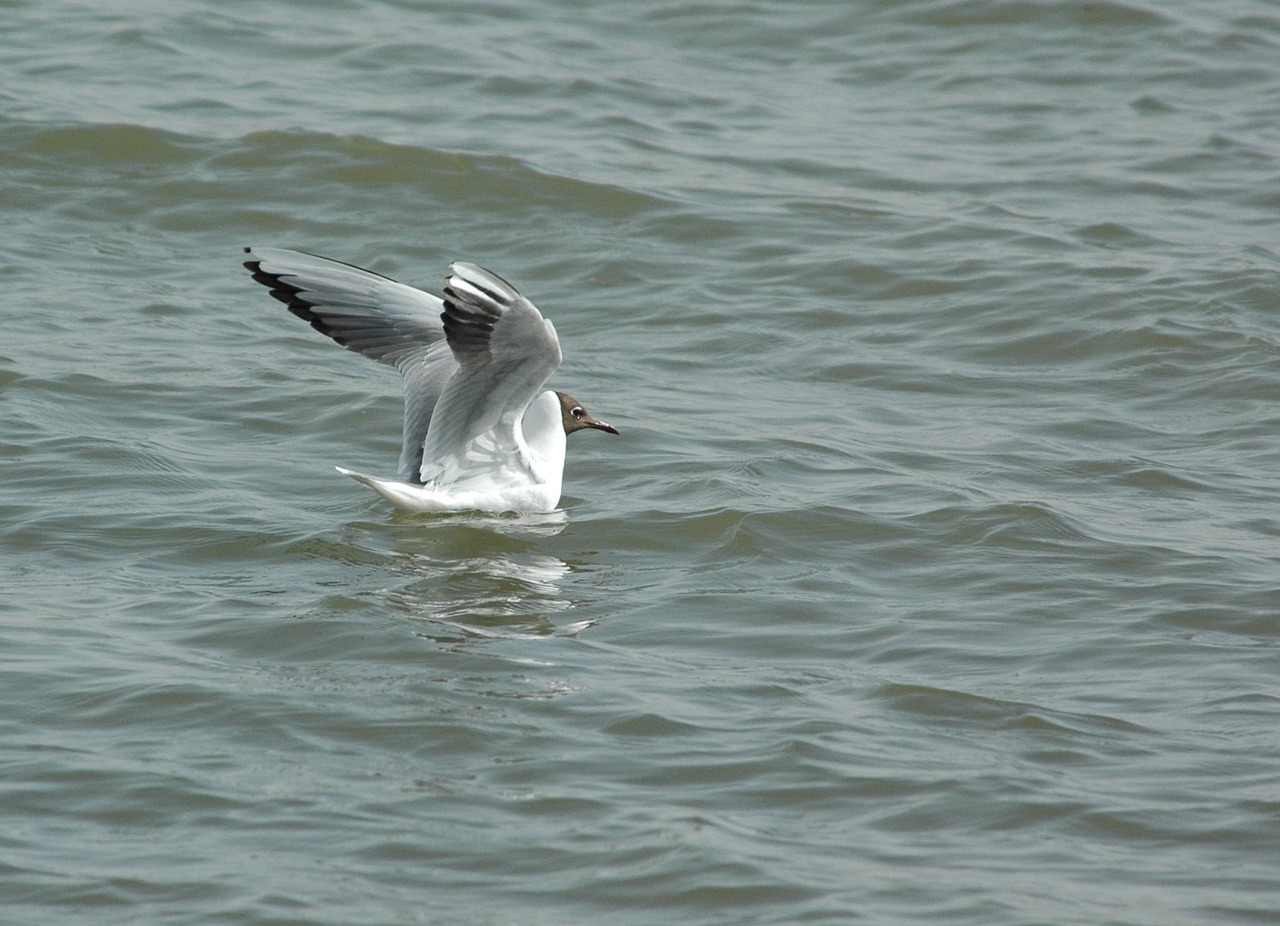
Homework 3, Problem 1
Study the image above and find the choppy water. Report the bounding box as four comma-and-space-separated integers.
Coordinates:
3, 1, 1279, 924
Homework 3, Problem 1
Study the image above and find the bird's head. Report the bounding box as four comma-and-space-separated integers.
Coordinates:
555, 391, 619, 436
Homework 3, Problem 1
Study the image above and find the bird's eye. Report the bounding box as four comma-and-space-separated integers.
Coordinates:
571, 407, 584, 418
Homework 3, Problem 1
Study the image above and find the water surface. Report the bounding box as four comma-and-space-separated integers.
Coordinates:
2, 2, 1278, 924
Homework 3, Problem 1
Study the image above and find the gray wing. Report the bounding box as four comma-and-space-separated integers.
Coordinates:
242, 247, 457, 482
419, 262, 562, 487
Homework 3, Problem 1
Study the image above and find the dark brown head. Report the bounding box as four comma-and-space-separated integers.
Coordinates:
555, 391, 619, 437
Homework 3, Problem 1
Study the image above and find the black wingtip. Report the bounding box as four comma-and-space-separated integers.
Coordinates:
240, 254, 336, 336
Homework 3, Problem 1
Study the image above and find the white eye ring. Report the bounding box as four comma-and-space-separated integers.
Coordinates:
571, 407, 584, 417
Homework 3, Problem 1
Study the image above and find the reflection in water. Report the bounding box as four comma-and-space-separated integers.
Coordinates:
388, 508, 570, 539
394, 554, 588, 643
327, 507, 611, 645
371, 510, 592, 642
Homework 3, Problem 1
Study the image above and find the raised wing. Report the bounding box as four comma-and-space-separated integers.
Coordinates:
419, 262, 562, 487
242, 247, 445, 366
242, 247, 457, 481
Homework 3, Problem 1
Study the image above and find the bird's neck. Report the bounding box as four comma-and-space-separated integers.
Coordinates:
520, 390, 567, 476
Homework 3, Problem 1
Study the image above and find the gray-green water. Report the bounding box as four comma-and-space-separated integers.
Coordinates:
3, 2, 1279, 924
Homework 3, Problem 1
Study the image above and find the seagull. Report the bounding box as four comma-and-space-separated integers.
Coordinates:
242, 247, 618, 513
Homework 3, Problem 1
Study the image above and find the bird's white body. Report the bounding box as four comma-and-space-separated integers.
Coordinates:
335, 389, 566, 513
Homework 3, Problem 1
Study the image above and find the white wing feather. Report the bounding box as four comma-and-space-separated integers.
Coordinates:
419, 262, 562, 487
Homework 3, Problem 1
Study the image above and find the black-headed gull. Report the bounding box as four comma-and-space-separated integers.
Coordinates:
242, 248, 618, 513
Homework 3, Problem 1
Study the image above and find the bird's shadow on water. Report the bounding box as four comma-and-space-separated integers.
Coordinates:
336, 507, 603, 645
